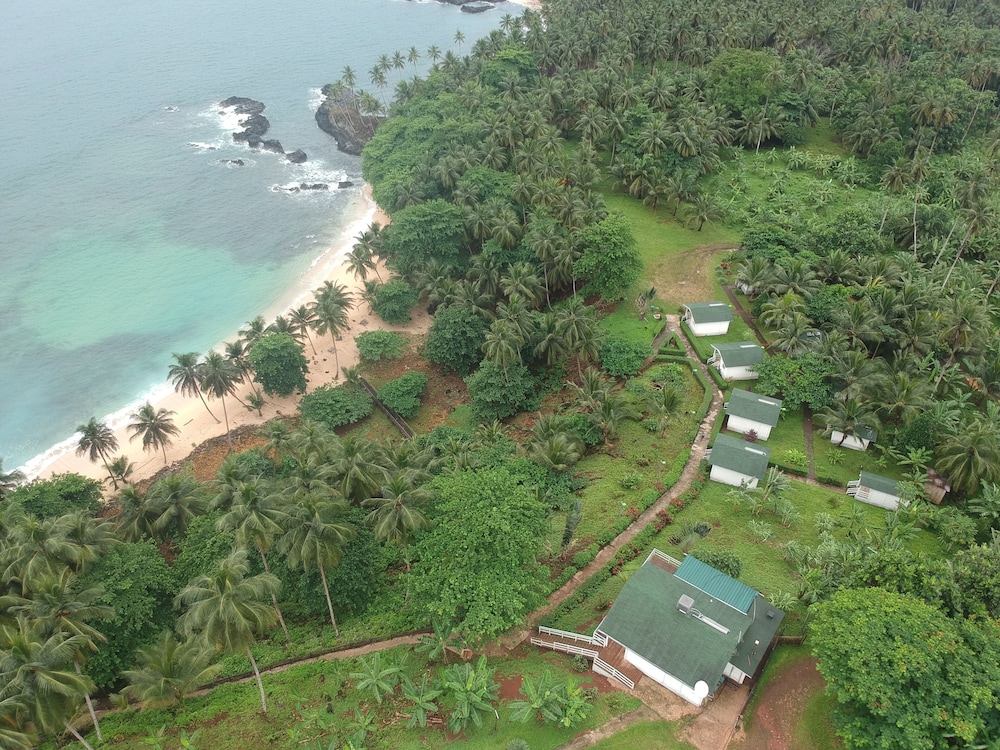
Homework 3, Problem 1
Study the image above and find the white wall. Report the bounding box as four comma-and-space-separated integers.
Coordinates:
689, 320, 730, 337
727, 414, 773, 441
710, 465, 759, 489
717, 362, 759, 381
830, 431, 870, 451
625, 649, 706, 706
857, 489, 901, 510
723, 662, 749, 684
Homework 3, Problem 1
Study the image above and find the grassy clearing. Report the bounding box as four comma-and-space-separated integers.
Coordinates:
81, 648, 640, 750
797, 688, 843, 750
588, 719, 698, 749
682, 317, 759, 363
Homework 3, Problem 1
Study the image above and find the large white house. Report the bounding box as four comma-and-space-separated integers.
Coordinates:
725, 389, 782, 441
682, 302, 733, 337
708, 342, 764, 380
706, 433, 771, 488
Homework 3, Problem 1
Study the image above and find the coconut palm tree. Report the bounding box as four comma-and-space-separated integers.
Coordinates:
311, 290, 352, 377
239, 316, 268, 349
75, 418, 119, 489
199, 352, 240, 453
276, 496, 355, 637
0, 618, 97, 750
288, 306, 320, 355
145, 471, 206, 540
526, 434, 583, 473
936, 416, 1000, 496
644, 387, 681, 437
1, 512, 80, 592
362, 476, 431, 568
168, 352, 218, 422
0, 459, 25, 500
216, 480, 291, 642
122, 632, 222, 711
127, 403, 180, 465
821, 398, 880, 447
175, 551, 279, 713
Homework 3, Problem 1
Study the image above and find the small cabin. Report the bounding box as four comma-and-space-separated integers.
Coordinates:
706, 433, 771, 488
708, 342, 764, 381
847, 471, 903, 510
682, 302, 733, 337
830, 425, 877, 452
725, 389, 782, 441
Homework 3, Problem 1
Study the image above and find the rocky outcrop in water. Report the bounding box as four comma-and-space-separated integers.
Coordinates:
286, 149, 308, 163
260, 139, 284, 154
315, 84, 383, 156
221, 97, 309, 158
219, 96, 266, 115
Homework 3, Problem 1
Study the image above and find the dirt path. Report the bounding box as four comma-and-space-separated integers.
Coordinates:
801, 405, 817, 481
554, 707, 658, 749
722, 285, 769, 347
730, 655, 827, 750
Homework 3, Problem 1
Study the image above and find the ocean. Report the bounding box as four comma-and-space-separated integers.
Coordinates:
0, 0, 503, 474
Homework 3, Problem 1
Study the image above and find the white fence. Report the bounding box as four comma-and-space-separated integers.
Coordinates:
536, 626, 606, 647
593, 657, 635, 689
530, 637, 599, 659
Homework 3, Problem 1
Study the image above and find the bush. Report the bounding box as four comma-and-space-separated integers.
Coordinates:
371, 279, 419, 324
299, 383, 373, 428
377, 372, 428, 419
600, 337, 649, 378
596, 528, 617, 547
247, 333, 309, 396
690, 549, 744, 579
572, 545, 598, 568
6, 473, 103, 518
355, 330, 406, 361
425, 305, 488, 375
465, 361, 539, 423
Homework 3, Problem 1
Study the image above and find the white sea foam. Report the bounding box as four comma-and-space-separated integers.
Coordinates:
187, 141, 219, 151
18, 382, 175, 480
308, 87, 325, 111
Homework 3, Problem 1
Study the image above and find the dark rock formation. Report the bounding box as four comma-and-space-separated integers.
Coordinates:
299, 183, 329, 190
261, 139, 284, 154
314, 84, 383, 156
219, 96, 265, 115
286, 149, 308, 164
461, 1, 494, 11
338, 180, 354, 189
220, 159, 245, 166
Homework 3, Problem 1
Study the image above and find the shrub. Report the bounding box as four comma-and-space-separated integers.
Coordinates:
600, 337, 649, 378
355, 330, 406, 361
424, 305, 488, 375
620, 471, 642, 490
690, 549, 743, 579
377, 372, 428, 418
572, 546, 597, 568
743, 429, 759, 443
247, 333, 308, 396
371, 279, 419, 324
299, 383, 373, 428
570, 654, 590, 673
465, 361, 539, 423
596, 528, 617, 547
6, 473, 103, 518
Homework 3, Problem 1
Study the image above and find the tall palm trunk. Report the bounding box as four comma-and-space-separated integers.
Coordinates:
258, 548, 290, 643
63, 721, 96, 750
75, 661, 102, 743
98, 448, 118, 491
247, 646, 267, 713
220, 395, 232, 454
318, 565, 340, 637
197, 389, 220, 423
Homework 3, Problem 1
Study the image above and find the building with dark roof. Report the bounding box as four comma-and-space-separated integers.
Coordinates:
706, 433, 771, 488
708, 342, 764, 381
725, 389, 782, 441
682, 302, 733, 337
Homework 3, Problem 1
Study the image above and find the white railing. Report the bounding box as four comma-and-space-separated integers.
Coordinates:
847, 479, 861, 488
649, 549, 682, 569
846, 487, 858, 496
593, 657, 635, 689
537, 626, 605, 646
530, 638, 598, 659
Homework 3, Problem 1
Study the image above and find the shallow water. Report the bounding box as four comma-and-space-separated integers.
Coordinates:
0, 0, 503, 471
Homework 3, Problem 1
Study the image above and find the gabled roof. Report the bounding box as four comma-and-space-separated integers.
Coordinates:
725, 389, 782, 427
855, 425, 878, 442
859, 471, 900, 497
712, 342, 764, 368
708, 434, 771, 480
676, 556, 758, 614
684, 302, 733, 324
597, 553, 784, 689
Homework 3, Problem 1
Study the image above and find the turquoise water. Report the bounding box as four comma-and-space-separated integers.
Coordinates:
0, 0, 503, 472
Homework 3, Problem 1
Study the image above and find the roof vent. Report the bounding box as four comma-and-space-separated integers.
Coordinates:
767, 610, 776, 619
678, 595, 694, 615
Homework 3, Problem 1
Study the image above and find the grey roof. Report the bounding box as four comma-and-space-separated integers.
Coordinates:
712, 342, 764, 368
725, 389, 782, 427
684, 302, 733, 325
597, 555, 784, 689
708, 434, 771, 480
676, 556, 758, 614
859, 471, 900, 497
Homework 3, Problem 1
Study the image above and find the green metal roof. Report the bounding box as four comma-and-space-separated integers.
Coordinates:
684, 302, 733, 324
859, 471, 900, 497
676, 556, 759, 614
726, 389, 782, 427
596, 555, 785, 689
712, 342, 764, 368
708, 434, 770, 479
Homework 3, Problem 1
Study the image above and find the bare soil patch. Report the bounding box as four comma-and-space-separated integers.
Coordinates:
730, 656, 826, 750
651, 243, 737, 308
498, 675, 524, 701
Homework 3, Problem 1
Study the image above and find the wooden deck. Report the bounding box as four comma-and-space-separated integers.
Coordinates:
532, 631, 643, 689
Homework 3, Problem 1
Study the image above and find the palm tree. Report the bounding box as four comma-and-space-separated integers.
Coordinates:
75, 418, 119, 489
362, 476, 431, 568
127, 403, 180, 465
276, 496, 355, 637
556, 298, 604, 378
239, 316, 268, 349
288, 306, 319, 355
199, 352, 240, 453
216, 480, 291, 642
145, 471, 206, 540
821, 398, 880, 447
936, 418, 1000, 496
0, 512, 81, 592
311, 290, 352, 377
112, 486, 156, 542
0, 459, 25, 500
168, 353, 218, 422
526, 434, 582, 473
175, 551, 279, 713
644, 387, 681, 437
0, 618, 97, 750
122, 632, 223, 710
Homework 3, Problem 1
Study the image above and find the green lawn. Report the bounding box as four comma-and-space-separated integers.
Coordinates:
79, 648, 641, 750
589, 719, 698, 750
682, 316, 759, 363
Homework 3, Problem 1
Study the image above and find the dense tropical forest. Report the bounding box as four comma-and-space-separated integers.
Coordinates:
4, 0, 1000, 747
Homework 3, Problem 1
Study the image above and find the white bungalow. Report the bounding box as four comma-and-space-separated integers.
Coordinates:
847, 471, 903, 510
706, 433, 771, 488
708, 342, 764, 381
830, 425, 877, 452
725, 389, 782, 441
682, 302, 733, 337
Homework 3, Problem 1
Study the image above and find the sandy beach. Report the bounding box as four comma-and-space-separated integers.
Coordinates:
37, 187, 429, 488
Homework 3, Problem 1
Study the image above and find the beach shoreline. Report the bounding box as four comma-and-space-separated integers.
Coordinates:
31, 185, 427, 489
